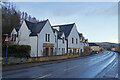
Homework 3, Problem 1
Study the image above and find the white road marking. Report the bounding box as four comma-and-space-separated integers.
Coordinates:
33, 74, 52, 80
64, 65, 80, 71
38, 74, 52, 78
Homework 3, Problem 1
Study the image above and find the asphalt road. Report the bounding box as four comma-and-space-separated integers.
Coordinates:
2, 51, 118, 79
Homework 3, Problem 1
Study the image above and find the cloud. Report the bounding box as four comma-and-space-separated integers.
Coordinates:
46, 2, 118, 17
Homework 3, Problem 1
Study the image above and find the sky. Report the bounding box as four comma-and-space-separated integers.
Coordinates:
11, 2, 118, 43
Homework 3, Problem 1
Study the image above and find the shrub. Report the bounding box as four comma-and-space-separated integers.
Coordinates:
2, 45, 31, 58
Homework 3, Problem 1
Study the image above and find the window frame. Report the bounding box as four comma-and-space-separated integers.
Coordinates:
72, 37, 74, 44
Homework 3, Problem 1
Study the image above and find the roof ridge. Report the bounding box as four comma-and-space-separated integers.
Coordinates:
53, 23, 75, 27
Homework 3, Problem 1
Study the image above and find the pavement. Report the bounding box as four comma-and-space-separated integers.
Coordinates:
2, 58, 77, 72
2, 51, 119, 79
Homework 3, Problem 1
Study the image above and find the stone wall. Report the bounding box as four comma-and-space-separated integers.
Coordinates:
28, 54, 81, 62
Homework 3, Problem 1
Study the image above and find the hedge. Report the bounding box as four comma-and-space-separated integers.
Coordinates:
2, 45, 31, 58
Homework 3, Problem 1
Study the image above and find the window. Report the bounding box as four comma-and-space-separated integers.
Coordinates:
50, 48, 53, 56
55, 35, 56, 42
55, 48, 57, 55
14, 34, 16, 41
76, 38, 78, 44
59, 48, 60, 54
78, 49, 79, 54
48, 34, 50, 42
45, 34, 47, 41
45, 34, 50, 42
62, 48, 64, 55
11, 34, 16, 41
64, 48, 65, 54
72, 38, 74, 44
62, 37, 64, 44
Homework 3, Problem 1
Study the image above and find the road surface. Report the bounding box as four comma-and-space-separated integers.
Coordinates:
2, 51, 118, 79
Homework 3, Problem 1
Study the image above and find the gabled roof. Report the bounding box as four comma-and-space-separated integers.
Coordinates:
53, 23, 75, 38
57, 32, 64, 39
29, 32, 38, 36
30, 20, 47, 34
52, 28, 58, 33
14, 19, 48, 36
78, 32, 83, 39
15, 24, 22, 32
25, 20, 35, 31
85, 39, 88, 43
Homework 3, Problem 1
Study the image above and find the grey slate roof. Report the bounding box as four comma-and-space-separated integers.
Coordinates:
52, 23, 75, 38
15, 24, 22, 32
78, 33, 82, 37
85, 39, 88, 43
52, 28, 58, 33
57, 32, 63, 39
25, 20, 35, 31
15, 19, 48, 36
30, 20, 47, 34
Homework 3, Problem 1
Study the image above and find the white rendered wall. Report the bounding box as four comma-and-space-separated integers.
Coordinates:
54, 31, 58, 55
57, 33, 66, 55
30, 36, 37, 57
18, 21, 31, 45
10, 28, 18, 44
37, 20, 55, 56
68, 24, 80, 50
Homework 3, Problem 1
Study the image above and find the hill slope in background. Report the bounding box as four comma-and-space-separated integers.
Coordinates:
91, 42, 118, 49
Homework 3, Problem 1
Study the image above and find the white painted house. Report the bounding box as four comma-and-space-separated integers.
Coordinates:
11, 19, 55, 57
52, 23, 82, 55
52, 28, 67, 55
11, 19, 89, 57
78, 33, 84, 53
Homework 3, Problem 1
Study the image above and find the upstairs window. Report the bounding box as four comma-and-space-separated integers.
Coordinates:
62, 37, 64, 44
11, 34, 16, 41
55, 35, 56, 42
72, 38, 74, 44
14, 34, 16, 41
45, 34, 47, 42
48, 34, 50, 42
76, 38, 78, 44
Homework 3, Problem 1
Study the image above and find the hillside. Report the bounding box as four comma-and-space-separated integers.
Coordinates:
93, 42, 118, 49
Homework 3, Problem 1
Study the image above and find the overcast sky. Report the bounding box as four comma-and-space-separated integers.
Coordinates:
12, 2, 118, 43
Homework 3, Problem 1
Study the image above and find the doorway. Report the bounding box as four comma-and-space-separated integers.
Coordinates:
46, 48, 49, 56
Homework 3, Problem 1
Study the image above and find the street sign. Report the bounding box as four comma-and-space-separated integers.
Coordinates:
5, 36, 9, 42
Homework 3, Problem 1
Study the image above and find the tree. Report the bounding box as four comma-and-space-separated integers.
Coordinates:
2, 2, 39, 44
2, 2, 20, 44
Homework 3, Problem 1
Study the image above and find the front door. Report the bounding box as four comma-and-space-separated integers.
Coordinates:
46, 48, 49, 56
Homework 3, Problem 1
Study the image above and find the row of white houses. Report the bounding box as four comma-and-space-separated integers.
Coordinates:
11, 19, 89, 57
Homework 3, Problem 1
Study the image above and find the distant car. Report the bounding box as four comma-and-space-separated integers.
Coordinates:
96, 51, 98, 54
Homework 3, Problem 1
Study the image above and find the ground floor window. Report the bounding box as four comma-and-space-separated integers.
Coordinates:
78, 49, 79, 54
50, 48, 53, 56
59, 48, 60, 54
43, 47, 54, 57
55, 48, 57, 55
45, 48, 49, 56
62, 48, 65, 55
11, 34, 17, 41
